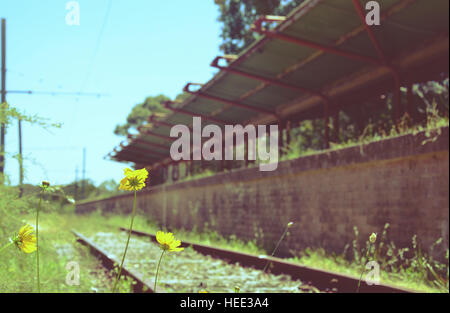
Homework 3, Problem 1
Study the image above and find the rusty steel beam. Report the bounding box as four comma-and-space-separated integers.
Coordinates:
129, 136, 171, 151
250, 12, 404, 131
211, 56, 330, 102
148, 115, 193, 131
135, 120, 202, 166
119, 133, 172, 166
164, 101, 229, 125
139, 129, 173, 141
351, 0, 387, 64
211, 54, 333, 147
134, 138, 170, 151
251, 16, 382, 67
184, 82, 280, 120
120, 142, 167, 158
114, 151, 159, 165
351, 0, 402, 121
158, 104, 207, 162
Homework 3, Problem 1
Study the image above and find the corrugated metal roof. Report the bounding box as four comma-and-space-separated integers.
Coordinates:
109, 0, 449, 167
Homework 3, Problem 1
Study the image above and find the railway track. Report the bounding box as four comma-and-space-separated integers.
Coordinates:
73, 228, 414, 293
72, 230, 159, 293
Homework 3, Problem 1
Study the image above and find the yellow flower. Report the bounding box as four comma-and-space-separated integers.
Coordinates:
118, 168, 149, 191
156, 231, 184, 252
198, 290, 208, 293
369, 232, 377, 243
12, 224, 37, 253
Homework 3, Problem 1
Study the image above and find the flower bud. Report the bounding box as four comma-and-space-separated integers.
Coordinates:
42, 181, 50, 187
287, 222, 294, 228
369, 232, 377, 243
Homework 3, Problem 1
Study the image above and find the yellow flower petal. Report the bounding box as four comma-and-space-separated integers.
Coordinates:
118, 168, 149, 191
156, 231, 184, 252
14, 224, 37, 254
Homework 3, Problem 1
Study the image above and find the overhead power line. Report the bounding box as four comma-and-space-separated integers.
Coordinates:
79, 0, 113, 92
6, 90, 108, 97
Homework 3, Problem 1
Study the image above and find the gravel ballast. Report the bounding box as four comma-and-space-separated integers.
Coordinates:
88, 231, 305, 293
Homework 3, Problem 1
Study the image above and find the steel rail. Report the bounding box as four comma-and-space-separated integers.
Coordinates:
72, 230, 166, 293
120, 228, 414, 293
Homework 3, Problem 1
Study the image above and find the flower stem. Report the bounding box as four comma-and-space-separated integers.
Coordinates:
0, 242, 13, 254
154, 249, 165, 292
36, 190, 42, 293
262, 225, 290, 273
112, 190, 137, 293
356, 243, 372, 293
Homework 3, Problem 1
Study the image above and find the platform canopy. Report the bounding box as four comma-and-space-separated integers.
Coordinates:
108, 0, 449, 168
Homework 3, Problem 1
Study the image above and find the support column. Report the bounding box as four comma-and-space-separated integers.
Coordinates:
333, 109, 340, 143
285, 121, 291, 148
171, 163, 179, 182
190, 160, 195, 176
324, 102, 330, 149
278, 122, 284, 157
162, 165, 168, 183
406, 82, 414, 123
184, 161, 189, 177
244, 134, 249, 168
393, 76, 402, 124
221, 140, 225, 171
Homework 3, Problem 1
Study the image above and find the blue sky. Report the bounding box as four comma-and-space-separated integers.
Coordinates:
0, 0, 222, 186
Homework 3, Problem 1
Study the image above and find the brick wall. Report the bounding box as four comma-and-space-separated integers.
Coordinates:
77, 128, 449, 258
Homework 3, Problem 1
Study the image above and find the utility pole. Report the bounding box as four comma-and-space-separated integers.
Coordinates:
81, 147, 86, 198
18, 118, 23, 196
0, 18, 103, 187
1, 18, 6, 184
75, 166, 79, 200
18, 120, 22, 181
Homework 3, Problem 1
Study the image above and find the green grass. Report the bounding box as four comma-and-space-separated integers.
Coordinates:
0, 212, 109, 291
167, 105, 449, 184
286, 224, 449, 293
1, 185, 448, 293
281, 107, 449, 162
288, 246, 448, 293
97, 213, 266, 256
0, 184, 136, 293
98, 213, 448, 293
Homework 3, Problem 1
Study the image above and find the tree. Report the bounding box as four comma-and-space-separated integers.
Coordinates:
114, 94, 170, 137
114, 92, 190, 138
214, 0, 305, 54
97, 179, 119, 192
